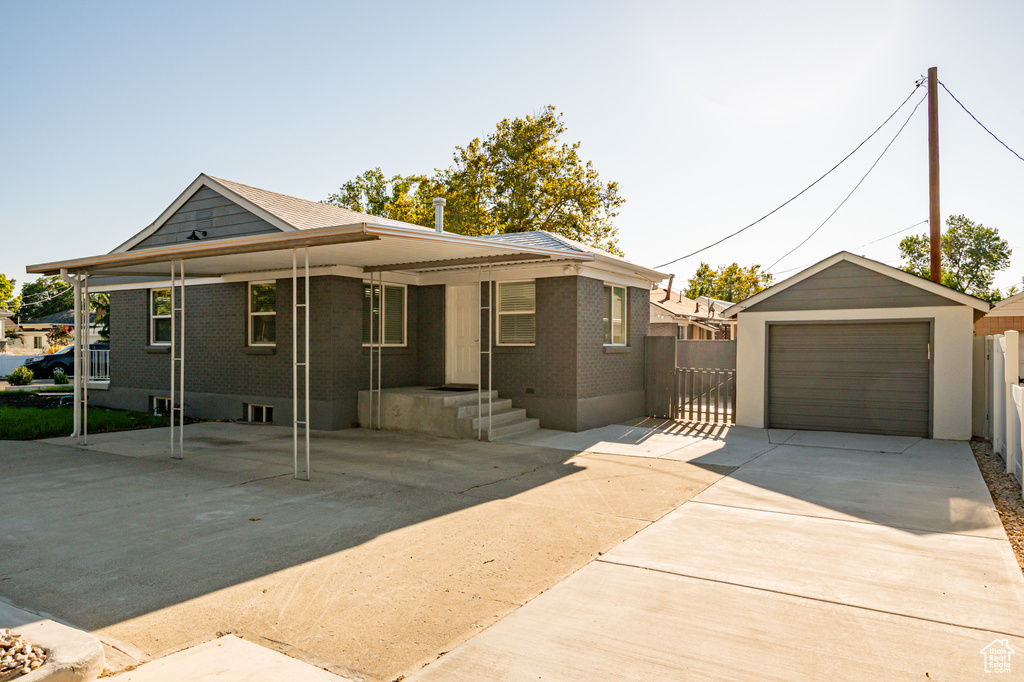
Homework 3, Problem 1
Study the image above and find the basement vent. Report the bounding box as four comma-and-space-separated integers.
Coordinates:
196, 208, 213, 232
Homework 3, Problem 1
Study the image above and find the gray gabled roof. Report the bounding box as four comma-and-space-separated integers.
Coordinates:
207, 176, 425, 232
113, 174, 431, 253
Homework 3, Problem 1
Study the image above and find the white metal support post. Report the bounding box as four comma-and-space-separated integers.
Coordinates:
488, 263, 493, 436
81, 273, 90, 445
293, 248, 311, 480
169, 260, 185, 459
67, 270, 82, 439
477, 265, 493, 440
376, 271, 383, 430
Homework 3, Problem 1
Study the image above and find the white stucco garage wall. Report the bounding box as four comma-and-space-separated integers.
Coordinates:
735, 305, 976, 440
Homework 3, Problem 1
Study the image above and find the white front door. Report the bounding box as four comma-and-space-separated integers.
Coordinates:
446, 284, 479, 385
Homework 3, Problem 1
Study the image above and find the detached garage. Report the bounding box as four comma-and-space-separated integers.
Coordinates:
723, 252, 990, 440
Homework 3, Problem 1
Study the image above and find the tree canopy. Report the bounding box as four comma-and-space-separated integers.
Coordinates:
0, 274, 19, 313
325, 106, 625, 255
18, 276, 74, 320
682, 262, 774, 303
898, 214, 1011, 302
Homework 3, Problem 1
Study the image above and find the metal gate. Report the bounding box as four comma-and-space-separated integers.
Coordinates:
675, 367, 735, 424
646, 336, 736, 424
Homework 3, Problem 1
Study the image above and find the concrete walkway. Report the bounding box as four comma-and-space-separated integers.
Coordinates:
412, 429, 1024, 681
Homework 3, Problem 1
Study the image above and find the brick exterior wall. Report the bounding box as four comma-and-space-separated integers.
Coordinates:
576, 278, 646, 401
976, 315, 1024, 337
490, 275, 648, 430
109, 276, 433, 426
108, 274, 648, 431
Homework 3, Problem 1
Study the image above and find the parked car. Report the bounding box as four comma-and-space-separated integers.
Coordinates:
23, 344, 109, 379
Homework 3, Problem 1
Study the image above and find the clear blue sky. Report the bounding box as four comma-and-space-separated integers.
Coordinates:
2, 1, 1022, 294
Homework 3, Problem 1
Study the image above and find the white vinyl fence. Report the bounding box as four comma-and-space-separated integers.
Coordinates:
985, 331, 1023, 493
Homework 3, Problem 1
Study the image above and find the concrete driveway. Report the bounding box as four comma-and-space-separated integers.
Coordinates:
413, 428, 1024, 681
0, 422, 731, 681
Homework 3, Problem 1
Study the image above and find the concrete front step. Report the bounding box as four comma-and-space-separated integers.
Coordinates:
457, 399, 513, 419
483, 417, 541, 441
470, 407, 528, 429
357, 387, 537, 442
441, 390, 499, 408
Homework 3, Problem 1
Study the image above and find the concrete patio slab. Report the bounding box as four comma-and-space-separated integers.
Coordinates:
410, 560, 1013, 682
499, 424, 707, 457
1, 425, 730, 681
696, 470, 1005, 537
776, 429, 921, 453
602, 501, 1024, 636
115, 635, 346, 681
412, 427, 1024, 681
503, 422, 776, 468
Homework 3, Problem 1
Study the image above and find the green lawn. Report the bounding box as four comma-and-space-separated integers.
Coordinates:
0, 406, 169, 440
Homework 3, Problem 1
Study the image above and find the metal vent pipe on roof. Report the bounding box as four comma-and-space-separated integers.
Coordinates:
433, 197, 446, 233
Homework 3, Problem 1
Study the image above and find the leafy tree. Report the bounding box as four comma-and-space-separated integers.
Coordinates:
18, 276, 73, 320
683, 262, 774, 302
899, 214, 1011, 302
325, 169, 431, 226
326, 106, 625, 255
0, 274, 19, 313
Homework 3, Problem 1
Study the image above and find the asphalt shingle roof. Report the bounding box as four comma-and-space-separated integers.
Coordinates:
208, 176, 430, 232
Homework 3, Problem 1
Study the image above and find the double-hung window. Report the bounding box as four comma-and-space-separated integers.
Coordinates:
151, 289, 171, 345
362, 282, 406, 346
496, 280, 536, 345
249, 282, 276, 346
603, 285, 628, 345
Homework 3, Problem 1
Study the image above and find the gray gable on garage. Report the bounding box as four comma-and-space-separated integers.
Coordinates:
130, 186, 280, 250
742, 260, 958, 312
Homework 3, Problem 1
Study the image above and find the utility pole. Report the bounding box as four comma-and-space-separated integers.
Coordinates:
928, 66, 941, 283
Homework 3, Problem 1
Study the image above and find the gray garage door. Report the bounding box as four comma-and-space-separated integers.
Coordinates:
767, 321, 930, 437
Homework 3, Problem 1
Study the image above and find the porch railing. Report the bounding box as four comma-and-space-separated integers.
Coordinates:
89, 349, 110, 381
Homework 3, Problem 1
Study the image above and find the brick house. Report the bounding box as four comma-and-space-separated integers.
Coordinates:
27, 174, 664, 439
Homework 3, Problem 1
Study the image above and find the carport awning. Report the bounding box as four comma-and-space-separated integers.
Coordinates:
26, 223, 597, 278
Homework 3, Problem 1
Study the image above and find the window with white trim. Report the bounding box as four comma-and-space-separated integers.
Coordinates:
249, 282, 276, 346
151, 396, 170, 416
247, 404, 274, 423
603, 285, 628, 345
362, 282, 406, 346
496, 280, 536, 345
151, 289, 171, 345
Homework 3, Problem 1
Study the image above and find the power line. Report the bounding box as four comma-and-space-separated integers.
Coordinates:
770, 215, 929, 274
767, 92, 927, 271
939, 80, 1024, 163
655, 83, 924, 270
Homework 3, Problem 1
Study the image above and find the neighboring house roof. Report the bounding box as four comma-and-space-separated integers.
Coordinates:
987, 288, 1024, 317
113, 173, 430, 253
21, 310, 97, 327
722, 251, 992, 317
649, 288, 731, 322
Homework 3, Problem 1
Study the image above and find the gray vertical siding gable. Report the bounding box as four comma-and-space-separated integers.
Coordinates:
743, 260, 959, 312
130, 186, 282, 250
